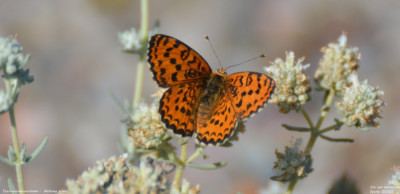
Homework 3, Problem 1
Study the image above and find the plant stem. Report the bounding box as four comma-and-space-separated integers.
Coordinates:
315, 89, 335, 130
140, 0, 149, 40
319, 135, 354, 142
132, 0, 149, 109
301, 109, 314, 128
132, 61, 146, 109
319, 123, 341, 134
9, 106, 25, 194
173, 144, 188, 187
286, 180, 297, 194
287, 89, 335, 192
305, 89, 335, 154
161, 143, 184, 166
186, 146, 204, 164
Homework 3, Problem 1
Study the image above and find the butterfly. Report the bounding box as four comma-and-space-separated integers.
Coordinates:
148, 34, 275, 145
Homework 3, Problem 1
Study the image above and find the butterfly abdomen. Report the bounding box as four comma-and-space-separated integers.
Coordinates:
196, 74, 226, 129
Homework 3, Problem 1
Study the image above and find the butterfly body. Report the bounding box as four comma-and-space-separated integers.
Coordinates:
148, 34, 275, 145
196, 69, 227, 129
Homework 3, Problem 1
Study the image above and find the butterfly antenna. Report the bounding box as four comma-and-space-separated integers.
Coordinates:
226, 54, 267, 70
204, 35, 223, 68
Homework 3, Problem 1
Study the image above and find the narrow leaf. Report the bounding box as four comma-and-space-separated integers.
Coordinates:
187, 161, 227, 170
7, 146, 16, 163
25, 136, 49, 163
282, 124, 311, 132
0, 154, 13, 165
7, 178, 17, 194
320, 134, 354, 143
20, 144, 27, 163
108, 89, 130, 117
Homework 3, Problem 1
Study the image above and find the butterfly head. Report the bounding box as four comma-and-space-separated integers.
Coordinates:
215, 67, 227, 77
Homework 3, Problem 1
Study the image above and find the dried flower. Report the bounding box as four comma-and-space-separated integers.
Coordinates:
0, 36, 33, 114
0, 90, 11, 114
264, 51, 311, 113
65, 154, 175, 193
0, 36, 31, 78
328, 174, 360, 194
335, 73, 385, 129
388, 166, 400, 193
170, 178, 200, 194
314, 33, 360, 94
271, 139, 313, 182
127, 98, 173, 149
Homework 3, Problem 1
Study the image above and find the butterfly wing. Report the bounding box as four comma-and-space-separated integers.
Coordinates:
196, 94, 238, 145
159, 82, 205, 137
148, 34, 212, 87
196, 72, 275, 145
225, 72, 275, 120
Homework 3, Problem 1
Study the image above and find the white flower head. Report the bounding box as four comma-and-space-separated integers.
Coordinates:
315, 33, 360, 94
118, 27, 158, 52
127, 94, 173, 149
264, 51, 311, 113
66, 155, 175, 193
170, 178, 200, 194
388, 166, 400, 193
335, 73, 385, 129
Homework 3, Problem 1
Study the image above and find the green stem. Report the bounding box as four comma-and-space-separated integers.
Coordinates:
187, 162, 227, 170
173, 143, 187, 187
319, 135, 354, 142
9, 106, 25, 194
287, 89, 335, 192
286, 180, 297, 194
301, 109, 314, 128
132, 61, 146, 109
186, 145, 204, 164
162, 143, 184, 166
140, 0, 149, 40
319, 123, 341, 134
132, 0, 149, 109
305, 89, 335, 154
315, 89, 335, 130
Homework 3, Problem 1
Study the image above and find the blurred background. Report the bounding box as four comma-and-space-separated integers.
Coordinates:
0, 0, 399, 193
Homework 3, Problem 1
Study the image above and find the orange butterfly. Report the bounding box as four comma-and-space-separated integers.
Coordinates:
148, 34, 275, 145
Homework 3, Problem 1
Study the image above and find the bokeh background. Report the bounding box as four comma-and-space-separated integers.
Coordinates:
0, 0, 399, 193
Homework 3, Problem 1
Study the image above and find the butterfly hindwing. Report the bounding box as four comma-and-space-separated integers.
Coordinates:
225, 72, 275, 120
148, 34, 212, 87
159, 82, 204, 137
196, 94, 238, 145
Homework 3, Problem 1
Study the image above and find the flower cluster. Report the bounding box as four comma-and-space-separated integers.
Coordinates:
271, 139, 313, 182
170, 178, 200, 194
314, 33, 360, 94
118, 27, 158, 53
264, 51, 311, 113
335, 73, 385, 129
127, 98, 173, 149
388, 166, 400, 193
0, 36, 32, 81
65, 154, 175, 193
0, 36, 33, 114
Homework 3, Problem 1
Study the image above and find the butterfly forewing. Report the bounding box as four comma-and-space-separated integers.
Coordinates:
148, 34, 212, 87
225, 72, 275, 120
